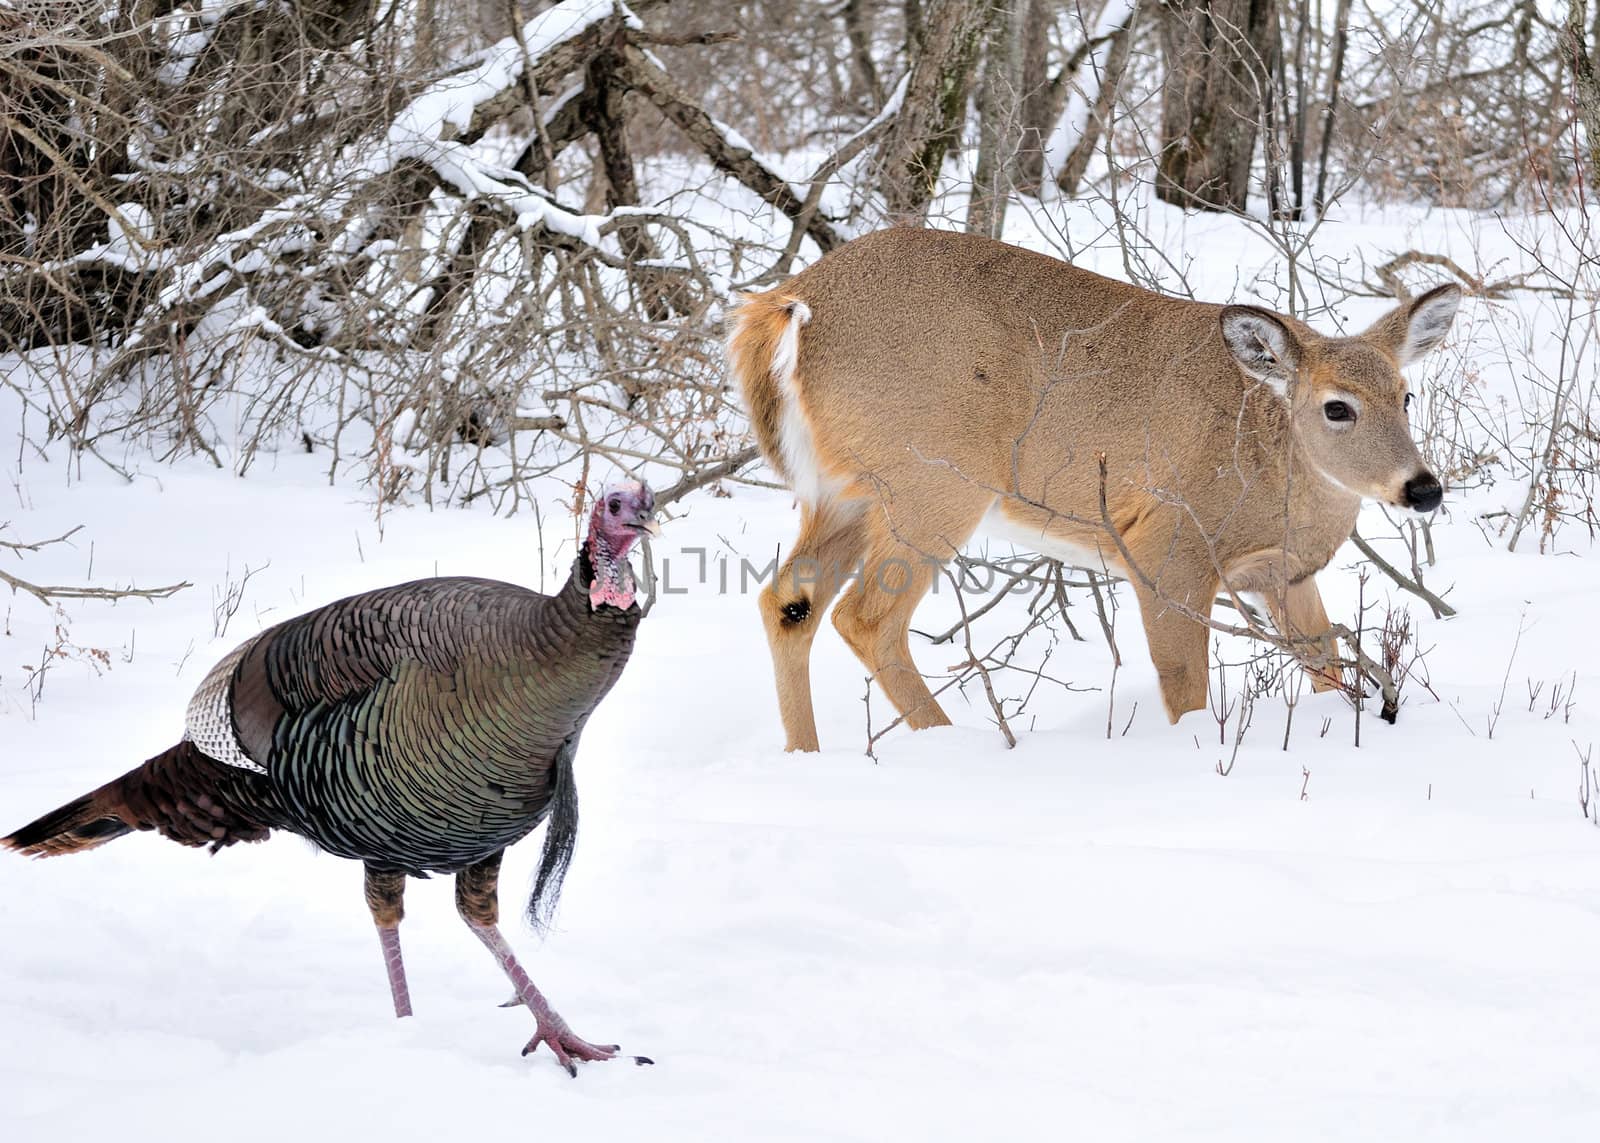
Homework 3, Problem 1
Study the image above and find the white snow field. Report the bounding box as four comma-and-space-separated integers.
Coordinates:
3, 199, 1599, 1141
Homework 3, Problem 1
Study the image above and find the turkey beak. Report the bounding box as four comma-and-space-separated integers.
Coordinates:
629, 514, 660, 537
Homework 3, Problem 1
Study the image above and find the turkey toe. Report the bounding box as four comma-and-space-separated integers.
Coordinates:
521, 1025, 622, 1074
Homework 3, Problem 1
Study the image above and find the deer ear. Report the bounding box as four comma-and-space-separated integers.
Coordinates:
1367, 283, 1461, 365
1220, 306, 1301, 398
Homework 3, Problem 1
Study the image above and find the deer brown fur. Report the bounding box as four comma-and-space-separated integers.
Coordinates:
728, 227, 1460, 751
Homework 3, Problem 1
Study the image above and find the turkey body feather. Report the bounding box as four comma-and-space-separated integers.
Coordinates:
214, 569, 638, 875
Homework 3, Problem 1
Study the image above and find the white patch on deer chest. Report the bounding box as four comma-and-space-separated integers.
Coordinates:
183, 641, 267, 774
977, 500, 1125, 575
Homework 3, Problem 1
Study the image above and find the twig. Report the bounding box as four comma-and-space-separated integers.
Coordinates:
921, 557, 1049, 644
655, 445, 763, 508
632, 30, 742, 47
0, 568, 189, 607
0, 524, 85, 553
1349, 527, 1457, 617
945, 568, 1016, 748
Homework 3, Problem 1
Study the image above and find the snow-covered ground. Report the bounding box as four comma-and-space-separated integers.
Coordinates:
3, 198, 1599, 1139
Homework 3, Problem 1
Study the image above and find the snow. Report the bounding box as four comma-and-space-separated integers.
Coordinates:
4, 189, 1600, 1137
2, 463, 1598, 1137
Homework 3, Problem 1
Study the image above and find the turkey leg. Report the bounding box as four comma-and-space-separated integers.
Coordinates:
363, 865, 412, 1018
455, 853, 649, 1075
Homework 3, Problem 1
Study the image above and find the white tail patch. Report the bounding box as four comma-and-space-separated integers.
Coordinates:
771, 299, 809, 381
769, 301, 842, 506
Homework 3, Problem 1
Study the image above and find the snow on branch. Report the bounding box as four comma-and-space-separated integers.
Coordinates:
431, 0, 644, 147
1039, 0, 1137, 198
152, 0, 645, 319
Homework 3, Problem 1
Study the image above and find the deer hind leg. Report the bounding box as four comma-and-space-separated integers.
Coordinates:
1262, 575, 1343, 693
831, 492, 991, 733
759, 500, 869, 752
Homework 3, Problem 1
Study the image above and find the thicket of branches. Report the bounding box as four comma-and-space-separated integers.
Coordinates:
3, 0, 1593, 494
1, 0, 1596, 732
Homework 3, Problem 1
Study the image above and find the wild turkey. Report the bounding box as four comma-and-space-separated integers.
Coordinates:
3, 480, 658, 1075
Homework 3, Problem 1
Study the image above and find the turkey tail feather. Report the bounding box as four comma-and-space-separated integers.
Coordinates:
527, 735, 579, 933
2, 791, 131, 857
3, 740, 273, 860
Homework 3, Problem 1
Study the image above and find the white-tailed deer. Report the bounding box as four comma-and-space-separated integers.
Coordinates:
728, 228, 1460, 752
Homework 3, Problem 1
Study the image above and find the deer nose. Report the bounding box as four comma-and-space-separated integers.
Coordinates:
1403, 473, 1443, 513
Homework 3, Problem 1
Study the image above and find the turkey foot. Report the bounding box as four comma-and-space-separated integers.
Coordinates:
521, 1018, 624, 1076
470, 922, 653, 1074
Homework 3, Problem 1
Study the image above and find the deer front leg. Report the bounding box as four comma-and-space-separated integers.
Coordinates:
1263, 576, 1343, 694
1133, 573, 1217, 724
1120, 515, 1218, 725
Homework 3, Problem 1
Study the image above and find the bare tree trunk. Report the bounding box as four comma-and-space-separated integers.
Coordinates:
1289, 0, 1307, 213
587, 42, 673, 322
844, 0, 886, 108
967, 1, 1024, 235
1013, 0, 1055, 193
1311, 0, 1349, 214
1057, 0, 1140, 197
1156, 0, 1278, 212
415, 0, 438, 70
879, 0, 995, 222
1568, 0, 1600, 189
478, 0, 516, 44
905, 0, 925, 51
1263, 8, 1290, 217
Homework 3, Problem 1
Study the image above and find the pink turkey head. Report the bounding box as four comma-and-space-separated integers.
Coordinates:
585, 480, 658, 610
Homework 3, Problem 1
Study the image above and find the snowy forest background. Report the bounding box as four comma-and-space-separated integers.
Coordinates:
2, 1, 1600, 1138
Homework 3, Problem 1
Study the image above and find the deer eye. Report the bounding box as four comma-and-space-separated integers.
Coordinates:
1323, 400, 1355, 424
1404, 392, 1414, 411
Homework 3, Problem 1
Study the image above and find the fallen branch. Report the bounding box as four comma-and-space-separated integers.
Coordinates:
461, 0, 657, 144
1, 522, 189, 606
632, 29, 742, 47
0, 568, 190, 607
1368, 250, 1543, 300
0, 524, 84, 554
509, 414, 569, 432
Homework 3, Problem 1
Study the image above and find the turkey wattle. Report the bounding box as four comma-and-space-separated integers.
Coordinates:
3, 481, 659, 1075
